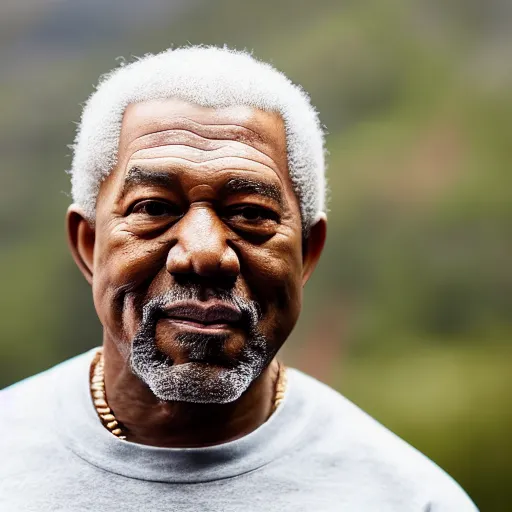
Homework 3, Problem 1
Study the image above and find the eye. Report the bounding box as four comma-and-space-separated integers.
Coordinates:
130, 200, 182, 218
224, 205, 279, 224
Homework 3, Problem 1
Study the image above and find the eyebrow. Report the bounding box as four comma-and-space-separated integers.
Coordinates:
223, 177, 283, 207
120, 167, 178, 198
120, 167, 283, 207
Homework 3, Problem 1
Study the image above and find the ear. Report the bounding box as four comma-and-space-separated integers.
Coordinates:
302, 213, 327, 286
66, 204, 95, 285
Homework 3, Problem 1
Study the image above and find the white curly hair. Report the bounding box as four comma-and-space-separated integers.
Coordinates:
70, 46, 326, 233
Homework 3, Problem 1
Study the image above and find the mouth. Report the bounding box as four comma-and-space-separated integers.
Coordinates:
161, 301, 243, 333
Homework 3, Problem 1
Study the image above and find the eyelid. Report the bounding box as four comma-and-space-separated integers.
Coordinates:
224, 204, 280, 222
226, 203, 274, 211
127, 198, 180, 216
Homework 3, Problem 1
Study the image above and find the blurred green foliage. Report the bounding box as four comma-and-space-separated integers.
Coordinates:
1, 0, 511, 509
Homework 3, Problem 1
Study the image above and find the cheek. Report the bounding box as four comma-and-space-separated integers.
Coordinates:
91, 228, 168, 337
241, 233, 303, 341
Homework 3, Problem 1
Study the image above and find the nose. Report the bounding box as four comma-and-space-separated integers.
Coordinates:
166, 205, 240, 279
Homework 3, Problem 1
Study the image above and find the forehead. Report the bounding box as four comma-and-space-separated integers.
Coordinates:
116, 99, 289, 179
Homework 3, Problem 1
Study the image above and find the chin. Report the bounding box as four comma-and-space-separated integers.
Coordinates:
142, 361, 256, 404
130, 325, 272, 404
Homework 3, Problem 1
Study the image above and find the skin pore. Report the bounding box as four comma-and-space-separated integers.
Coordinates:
67, 99, 326, 448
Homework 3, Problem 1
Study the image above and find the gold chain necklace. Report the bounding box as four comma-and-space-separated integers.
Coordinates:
90, 348, 287, 441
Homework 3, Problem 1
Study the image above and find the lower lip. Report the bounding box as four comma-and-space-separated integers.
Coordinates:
163, 318, 235, 334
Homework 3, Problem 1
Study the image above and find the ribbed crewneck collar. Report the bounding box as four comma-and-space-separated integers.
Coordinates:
55, 349, 313, 483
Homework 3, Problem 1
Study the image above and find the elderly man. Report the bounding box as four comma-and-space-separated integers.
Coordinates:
1, 47, 477, 511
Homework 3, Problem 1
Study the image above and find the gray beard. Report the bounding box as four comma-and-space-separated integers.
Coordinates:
129, 287, 273, 404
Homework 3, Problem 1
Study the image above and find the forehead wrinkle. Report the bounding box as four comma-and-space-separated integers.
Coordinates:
126, 128, 278, 167
129, 129, 221, 151
128, 155, 279, 177
128, 117, 267, 147
129, 146, 279, 173
154, 116, 268, 144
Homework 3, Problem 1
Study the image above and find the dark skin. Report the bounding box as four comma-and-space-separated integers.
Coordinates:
67, 99, 327, 448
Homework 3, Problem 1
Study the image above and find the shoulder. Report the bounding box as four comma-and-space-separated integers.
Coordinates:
0, 349, 95, 425
288, 369, 479, 511
0, 350, 97, 487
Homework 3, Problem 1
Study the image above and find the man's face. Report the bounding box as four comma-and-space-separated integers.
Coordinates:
87, 99, 307, 402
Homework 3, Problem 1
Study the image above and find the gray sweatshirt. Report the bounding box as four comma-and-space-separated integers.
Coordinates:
1, 349, 478, 511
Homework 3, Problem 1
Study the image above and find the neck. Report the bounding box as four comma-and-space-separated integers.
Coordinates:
101, 340, 279, 448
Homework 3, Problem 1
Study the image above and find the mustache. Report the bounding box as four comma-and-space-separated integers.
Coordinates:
141, 285, 261, 333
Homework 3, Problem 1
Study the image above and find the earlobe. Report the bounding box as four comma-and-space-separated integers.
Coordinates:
66, 204, 95, 285
302, 213, 327, 286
